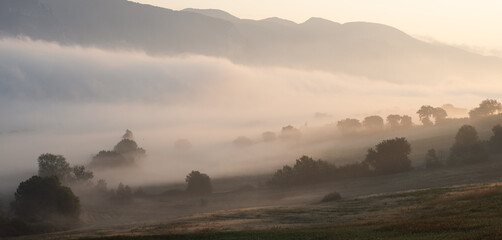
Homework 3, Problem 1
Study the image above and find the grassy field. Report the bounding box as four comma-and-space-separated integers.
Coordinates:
72, 183, 502, 240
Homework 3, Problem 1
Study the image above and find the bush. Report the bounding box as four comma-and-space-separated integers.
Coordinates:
268, 156, 370, 187
321, 192, 342, 202
186, 171, 213, 195
11, 176, 80, 229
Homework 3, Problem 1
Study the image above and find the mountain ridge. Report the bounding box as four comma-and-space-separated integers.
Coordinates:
0, 0, 500, 83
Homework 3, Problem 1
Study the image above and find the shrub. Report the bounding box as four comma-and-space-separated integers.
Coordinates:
321, 192, 342, 202
186, 171, 213, 195
11, 176, 80, 229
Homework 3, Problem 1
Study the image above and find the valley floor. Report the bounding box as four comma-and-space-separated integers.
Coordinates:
8, 157, 502, 240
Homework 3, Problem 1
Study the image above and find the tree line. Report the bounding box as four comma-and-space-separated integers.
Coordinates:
269, 122, 502, 187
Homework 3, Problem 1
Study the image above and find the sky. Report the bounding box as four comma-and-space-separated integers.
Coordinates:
133, 0, 502, 56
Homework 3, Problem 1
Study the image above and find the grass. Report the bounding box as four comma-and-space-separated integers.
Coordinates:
78, 184, 502, 240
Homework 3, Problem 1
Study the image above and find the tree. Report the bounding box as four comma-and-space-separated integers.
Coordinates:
72, 165, 93, 183
337, 118, 362, 134
262, 131, 276, 142
362, 115, 384, 131
432, 107, 448, 124
89, 151, 128, 168
122, 129, 134, 140
469, 99, 502, 119
279, 125, 301, 139
233, 136, 253, 147
400, 115, 413, 128
268, 156, 369, 187
489, 124, 502, 153
11, 176, 80, 225
89, 131, 146, 169
114, 139, 145, 155
291, 155, 332, 184
425, 149, 442, 169
115, 183, 133, 202
38, 154, 71, 182
386, 114, 402, 129
417, 105, 435, 126
448, 125, 488, 165
365, 137, 412, 174
185, 171, 212, 195
94, 179, 108, 193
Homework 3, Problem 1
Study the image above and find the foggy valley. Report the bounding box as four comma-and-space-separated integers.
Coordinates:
2, 0, 502, 239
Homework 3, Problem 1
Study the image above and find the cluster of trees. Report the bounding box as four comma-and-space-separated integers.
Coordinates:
416, 105, 447, 126
38, 153, 94, 185
268, 155, 370, 187
233, 125, 302, 147
336, 99, 502, 135
0, 129, 216, 237
337, 114, 414, 135
89, 130, 146, 169
231, 99, 502, 150
269, 137, 412, 187
469, 99, 502, 119
425, 123, 502, 169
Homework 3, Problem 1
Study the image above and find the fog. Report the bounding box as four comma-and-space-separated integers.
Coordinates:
1, 37, 501, 191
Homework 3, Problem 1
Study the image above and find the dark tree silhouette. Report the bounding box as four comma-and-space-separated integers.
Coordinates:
448, 125, 488, 165
122, 129, 134, 140
185, 171, 212, 195
417, 106, 447, 125
386, 114, 402, 129
425, 149, 442, 169
114, 183, 133, 202
469, 99, 502, 119
11, 176, 80, 225
114, 139, 145, 155
489, 124, 502, 153
38, 153, 71, 182
432, 107, 448, 124
268, 156, 369, 187
362, 115, 384, 131
337, 118, 362, 134
89, 151, 129, 168
365, 137, 412, 174
417, 105, 435, 126
400, 115, 413, 128
291, 156, 332, 184
72, 165, 93, 183
89, 130, 146, 169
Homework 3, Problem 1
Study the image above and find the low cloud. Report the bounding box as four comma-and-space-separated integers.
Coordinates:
0, 37, 501, 189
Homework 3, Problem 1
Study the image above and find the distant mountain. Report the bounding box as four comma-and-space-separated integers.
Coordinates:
1, 0, 501, 83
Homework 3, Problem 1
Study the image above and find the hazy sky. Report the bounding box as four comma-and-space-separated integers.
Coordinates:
133, 0, 502, 56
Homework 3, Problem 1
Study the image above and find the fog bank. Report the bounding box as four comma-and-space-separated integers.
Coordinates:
1, 38, 500, 189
